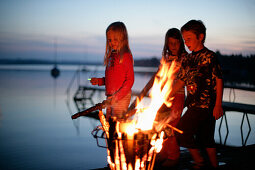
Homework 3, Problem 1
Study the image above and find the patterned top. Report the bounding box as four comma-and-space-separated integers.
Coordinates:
177, 47, 222, 108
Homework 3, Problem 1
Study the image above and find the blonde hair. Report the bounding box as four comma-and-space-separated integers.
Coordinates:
104, 21, 132, 65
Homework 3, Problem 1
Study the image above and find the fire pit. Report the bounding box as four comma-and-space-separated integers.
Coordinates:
92, 117, 164, 170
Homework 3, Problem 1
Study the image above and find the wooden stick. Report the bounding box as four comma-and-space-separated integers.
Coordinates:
128, 73, 157, 112
165, 124, 183, 134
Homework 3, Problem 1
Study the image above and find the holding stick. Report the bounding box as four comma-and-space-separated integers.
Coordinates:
71, 100, 110, 119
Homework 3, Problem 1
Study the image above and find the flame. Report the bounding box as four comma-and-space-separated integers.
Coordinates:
106, 59, 179, 170
134, 59, 178, 130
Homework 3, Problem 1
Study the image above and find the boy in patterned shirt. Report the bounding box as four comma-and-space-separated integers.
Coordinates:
169, 20, 223, 169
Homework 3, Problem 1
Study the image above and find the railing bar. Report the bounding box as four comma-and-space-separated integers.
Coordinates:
244, 113, 251, 146
223, 114, 229, 145
218, 112, 224, 145
240, 112, 246, 146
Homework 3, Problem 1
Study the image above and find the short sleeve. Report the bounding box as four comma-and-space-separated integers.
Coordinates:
177, 59, 189, 83
211, 55, 223, 79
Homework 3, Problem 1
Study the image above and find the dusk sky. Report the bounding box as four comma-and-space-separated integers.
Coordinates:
0, 0, 254, 63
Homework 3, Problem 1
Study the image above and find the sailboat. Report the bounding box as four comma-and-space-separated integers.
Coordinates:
51, 39, 60, 79
51, 64, 60, 78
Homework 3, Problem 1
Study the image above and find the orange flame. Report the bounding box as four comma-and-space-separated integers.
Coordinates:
107, 59, 179, 170
134, 59, 178, 130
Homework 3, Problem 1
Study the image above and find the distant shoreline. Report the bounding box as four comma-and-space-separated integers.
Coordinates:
1, 54, 255, 89
0, 57, 161, 67
0, 58, 102, 66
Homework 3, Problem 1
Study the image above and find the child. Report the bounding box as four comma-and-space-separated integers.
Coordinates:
128, 28, 187, 168
155, 28, 187, 168
90, 21, 134, 121
171, 20, 223, 169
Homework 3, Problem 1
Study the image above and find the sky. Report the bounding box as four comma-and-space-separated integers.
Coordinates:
0, 0, 254, 63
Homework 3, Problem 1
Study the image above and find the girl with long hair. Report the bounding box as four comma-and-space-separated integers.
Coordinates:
90, 21, 134, 121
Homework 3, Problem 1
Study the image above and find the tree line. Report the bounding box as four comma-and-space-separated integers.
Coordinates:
215, 51, 255, 88
134, 52, 255, 88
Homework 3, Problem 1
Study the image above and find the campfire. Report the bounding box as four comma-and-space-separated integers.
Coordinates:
72, 59, 183, 170
104, 119, 164, 170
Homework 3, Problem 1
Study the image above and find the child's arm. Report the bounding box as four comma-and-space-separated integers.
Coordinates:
90, 77, 105, 86
213, 77, 223, 120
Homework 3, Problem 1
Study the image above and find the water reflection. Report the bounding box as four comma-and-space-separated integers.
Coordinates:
0, 65, 255, 170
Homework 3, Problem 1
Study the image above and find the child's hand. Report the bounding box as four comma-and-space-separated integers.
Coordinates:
90, 77, 99, 85
105, 96, 117, 107
213, 105, 223, 120
104, 98, 112, 106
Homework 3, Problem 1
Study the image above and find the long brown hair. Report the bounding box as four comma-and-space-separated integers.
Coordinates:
162, 28, 186, 60
104, 21, 132, 65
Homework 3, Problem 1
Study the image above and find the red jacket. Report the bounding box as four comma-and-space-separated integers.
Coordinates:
98, 52, 134, 101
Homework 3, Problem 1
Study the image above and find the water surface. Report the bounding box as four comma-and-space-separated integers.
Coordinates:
0, 65, 254, 169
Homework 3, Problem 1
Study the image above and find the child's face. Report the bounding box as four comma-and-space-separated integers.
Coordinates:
107, 30, 120, 51
168, 37, 180, 56
182, 30, 204, 52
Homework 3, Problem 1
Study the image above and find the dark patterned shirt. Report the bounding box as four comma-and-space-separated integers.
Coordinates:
164, 51, 187, 94
177, 47, 222, 108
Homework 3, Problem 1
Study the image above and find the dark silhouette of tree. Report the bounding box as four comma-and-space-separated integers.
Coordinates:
216, 51, 255, 88
134, 52, 255, 89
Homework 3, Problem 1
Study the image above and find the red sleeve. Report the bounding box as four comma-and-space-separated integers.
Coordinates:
98, 77, 105, 86
114, 53, 134, 101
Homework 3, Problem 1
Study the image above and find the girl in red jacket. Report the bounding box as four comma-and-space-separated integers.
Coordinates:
90, 21, 134, 121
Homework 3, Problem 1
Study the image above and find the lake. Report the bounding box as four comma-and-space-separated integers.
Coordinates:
0, 64, 254, 170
